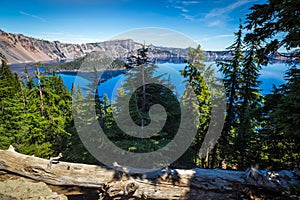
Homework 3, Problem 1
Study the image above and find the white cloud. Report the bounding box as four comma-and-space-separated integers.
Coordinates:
174, 6, 189, 13
205, 0, 255, 18
20, 11, 48, 23
171, 0, 256, 24
203, 0, 257, 27
207, 20, 222, 27
40, 32, 64, 35
39, 31, 103, 44
198, 34, 233, 42
181, 14, 196, 21
215, 34, 233, 38
168, 0, 200, 21
181, 1, 200, 5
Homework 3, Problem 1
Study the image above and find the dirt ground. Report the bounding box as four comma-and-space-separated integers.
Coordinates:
0, 171, 67, 200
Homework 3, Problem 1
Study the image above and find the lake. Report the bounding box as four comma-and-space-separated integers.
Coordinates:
9, 62, 288, 98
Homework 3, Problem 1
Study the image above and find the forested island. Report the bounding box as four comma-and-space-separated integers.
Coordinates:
0, 0, 299, 199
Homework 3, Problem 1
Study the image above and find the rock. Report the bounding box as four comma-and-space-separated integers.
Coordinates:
0, 178, 67, 200
0, 29, 232, 65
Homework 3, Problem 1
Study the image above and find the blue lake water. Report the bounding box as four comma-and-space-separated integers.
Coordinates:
57, 62, 288, 98
10, 62, 289, 98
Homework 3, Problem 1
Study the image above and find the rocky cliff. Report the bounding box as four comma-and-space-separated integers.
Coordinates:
0, 29, 226, 64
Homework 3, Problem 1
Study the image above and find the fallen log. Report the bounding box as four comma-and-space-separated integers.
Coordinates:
0, 147, 299, 199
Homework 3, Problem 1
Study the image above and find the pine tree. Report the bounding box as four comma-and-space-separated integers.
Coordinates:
112, 46, 178, 154
33, 63, 45, 116
237, 39, 263, 169
269, 66, 300, 169
260, 87, 284, 169
0, 60, 20, 97
217, 21, 244, 167
245, 0, 300, 170
245, 0, 300, 63
65, 85, 100, 164
0, 61, 53, 157
180, 45, 214, 168
0, 60, 23, 149
43, 75, 72, 153
15, 64, 74, 157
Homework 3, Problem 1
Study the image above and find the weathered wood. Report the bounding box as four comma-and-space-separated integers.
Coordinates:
0, 148, 299, 199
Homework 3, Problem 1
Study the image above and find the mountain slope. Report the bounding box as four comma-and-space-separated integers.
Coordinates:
0, 29, 227, 64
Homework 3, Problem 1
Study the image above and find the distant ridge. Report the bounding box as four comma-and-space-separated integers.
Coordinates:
0, 29, 231, 64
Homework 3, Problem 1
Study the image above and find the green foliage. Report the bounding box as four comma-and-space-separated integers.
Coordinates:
46, 52, 128, 71
245, 0, 300, 63
244, 0, 300, 170
212, 0, 300, 170
288, 185, 300, 198
261, 66, 300, 169
236, 39, 263, 169
64, 46, 180, 165
0, 61, 73, 158
217, 22, 244, 166
217, 22, 263, 170
109, 46, 179, 156
64, 75, 103, 164
180, 45, 214, 168
0, 60, 20, 97
0, 0, 299, 170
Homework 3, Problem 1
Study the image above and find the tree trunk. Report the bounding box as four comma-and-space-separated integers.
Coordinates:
35, 67, 44, 116
0, 147, 299, 199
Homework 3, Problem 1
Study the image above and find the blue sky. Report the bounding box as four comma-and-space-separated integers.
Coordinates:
0, 0, 266, 50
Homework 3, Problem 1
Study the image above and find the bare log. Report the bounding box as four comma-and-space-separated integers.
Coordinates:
0, 147, 299, 199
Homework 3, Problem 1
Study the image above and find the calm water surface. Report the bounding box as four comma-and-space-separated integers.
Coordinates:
9, 62, 288, 98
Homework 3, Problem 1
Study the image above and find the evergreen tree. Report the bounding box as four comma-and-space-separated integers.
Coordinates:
65, 85, 100, 164
245, 0, 299, 170
216, 21, 263, 169
111, 46, 178, 155
0, 60, 20, 97
260, 86, 285, 169
43, 75, 72, 153
237, 39, 263, 169
217, 22, 244, 167
180, 45, 214, 168
260, 66, 300, 170
0, 60, 23, 149
245, 0, 300, 63
0, 61, 53, 157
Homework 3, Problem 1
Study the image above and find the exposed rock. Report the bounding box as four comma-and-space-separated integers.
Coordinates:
0, 177, 67, 200
0, 29, 228, 65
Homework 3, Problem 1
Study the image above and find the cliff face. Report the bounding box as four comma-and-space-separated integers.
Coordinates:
0, 29, 225, 64
0, 29, 137, 64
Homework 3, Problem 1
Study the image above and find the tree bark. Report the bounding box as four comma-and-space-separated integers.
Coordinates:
0, 147, 299, 199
